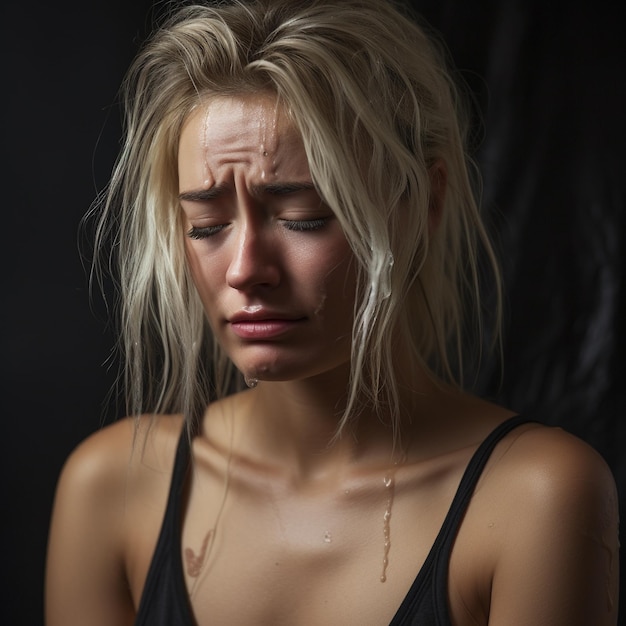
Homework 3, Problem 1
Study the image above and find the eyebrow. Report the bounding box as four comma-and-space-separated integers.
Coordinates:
178, 182, 317, 202
178, 183, 230, 202
257, 182, 317, 196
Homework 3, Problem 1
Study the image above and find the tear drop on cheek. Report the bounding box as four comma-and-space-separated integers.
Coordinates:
245, 376, 259, 388
313, 291, 327, 317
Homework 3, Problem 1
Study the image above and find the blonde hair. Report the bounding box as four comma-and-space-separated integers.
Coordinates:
89, 0, 501, 434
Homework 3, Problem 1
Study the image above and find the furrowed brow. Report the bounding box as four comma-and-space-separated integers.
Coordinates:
178, 183, 230, 202
178, 182, 317, 202
252, 182, 317, 196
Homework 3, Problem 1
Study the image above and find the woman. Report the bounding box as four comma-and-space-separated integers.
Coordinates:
46, 1, 619, 624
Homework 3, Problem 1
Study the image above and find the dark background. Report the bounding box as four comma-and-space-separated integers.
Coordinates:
2, 1, 624, 624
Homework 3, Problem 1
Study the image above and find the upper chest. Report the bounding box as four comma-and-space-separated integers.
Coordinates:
126, 440, 507, 626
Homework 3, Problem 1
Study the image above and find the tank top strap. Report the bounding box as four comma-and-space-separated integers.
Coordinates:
430, 414, 533, 619
134, 428, 194, 625
390, 414, 534, 625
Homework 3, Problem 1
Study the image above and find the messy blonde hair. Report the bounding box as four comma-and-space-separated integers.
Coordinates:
90, 0, 501, 434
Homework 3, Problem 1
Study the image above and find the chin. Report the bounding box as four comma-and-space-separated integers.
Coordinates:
239, 358, 351, 385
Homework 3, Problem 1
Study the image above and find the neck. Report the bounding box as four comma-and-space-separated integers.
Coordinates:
228, 362, 442, 483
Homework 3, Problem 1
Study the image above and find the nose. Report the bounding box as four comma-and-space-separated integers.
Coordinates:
226, 218, 281, 292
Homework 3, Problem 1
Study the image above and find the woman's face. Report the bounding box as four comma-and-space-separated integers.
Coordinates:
178, 94, 356, 383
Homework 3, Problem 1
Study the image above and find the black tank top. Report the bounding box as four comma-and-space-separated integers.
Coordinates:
135, 415, 530, 625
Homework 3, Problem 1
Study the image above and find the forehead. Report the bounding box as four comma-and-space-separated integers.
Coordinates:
177, 93, 309, 188
179, 93, 299, 153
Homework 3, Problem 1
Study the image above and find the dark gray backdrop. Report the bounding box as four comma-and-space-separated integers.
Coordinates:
2, 1, 624, 624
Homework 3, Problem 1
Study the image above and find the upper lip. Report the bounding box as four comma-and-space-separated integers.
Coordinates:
229, 310, 305, 323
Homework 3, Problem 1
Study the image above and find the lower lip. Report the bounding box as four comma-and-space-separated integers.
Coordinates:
230, 319, 304, 339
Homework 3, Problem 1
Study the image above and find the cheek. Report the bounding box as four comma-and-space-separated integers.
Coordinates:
310, 247, 357, 318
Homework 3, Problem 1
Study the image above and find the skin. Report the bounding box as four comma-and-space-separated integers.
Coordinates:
179, 95, 356, 388
46, 94, 620, 626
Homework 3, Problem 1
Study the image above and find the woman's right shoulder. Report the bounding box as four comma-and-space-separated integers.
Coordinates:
46, 414, 186, 626
58, 413, 186, 497
50, 414, 186, 544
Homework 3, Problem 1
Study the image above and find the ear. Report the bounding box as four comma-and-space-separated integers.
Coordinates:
428, 159, 447, 235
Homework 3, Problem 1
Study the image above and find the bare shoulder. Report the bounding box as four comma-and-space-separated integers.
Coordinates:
486, 422, 619, 553
46, 414, 185, 626
480, 422, 619, 625
57, 418, 135, 496
493, 422, 618, 512
50, 413, 187, 553
57, 413, 184, 495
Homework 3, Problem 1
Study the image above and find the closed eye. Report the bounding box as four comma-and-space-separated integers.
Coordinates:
187, 224, 226, 239
280, 217, 329, 232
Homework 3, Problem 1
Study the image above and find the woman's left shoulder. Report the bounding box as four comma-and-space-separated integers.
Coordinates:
470, 420, 620, 624
495, 420, 618, 508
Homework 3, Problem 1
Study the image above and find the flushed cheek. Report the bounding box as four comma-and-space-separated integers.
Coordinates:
312, 256, 357, 329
